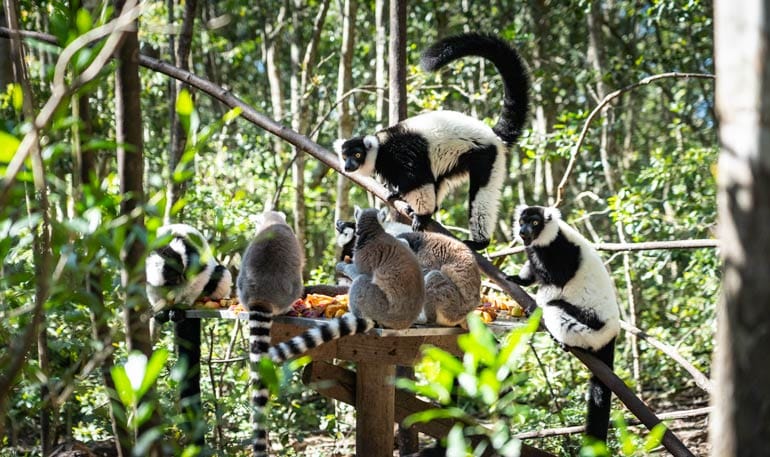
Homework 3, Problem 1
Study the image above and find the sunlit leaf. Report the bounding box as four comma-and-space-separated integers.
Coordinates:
75, 8, 93, 35
138, 349, 169, 399
176, 89, 195, 117
110, 365, 136, 407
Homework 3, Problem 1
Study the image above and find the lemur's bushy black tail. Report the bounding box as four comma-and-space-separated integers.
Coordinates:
585, 338, 615, 442
420, 33, 530, 145
268, 313, 374, 363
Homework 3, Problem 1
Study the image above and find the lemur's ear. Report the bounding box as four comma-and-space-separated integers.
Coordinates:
363, 135, 379, 150
353, 205, 363, 221
333, 139, 347, 156
513, 204, 529, 222
544, 207, 561, 222
377, 207, 389, 224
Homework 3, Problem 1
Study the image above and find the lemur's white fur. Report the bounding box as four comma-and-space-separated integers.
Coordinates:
515, 207, 619, 352
146, 223, 231, 309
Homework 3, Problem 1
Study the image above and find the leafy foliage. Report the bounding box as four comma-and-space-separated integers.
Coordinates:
0, 0, 716, 455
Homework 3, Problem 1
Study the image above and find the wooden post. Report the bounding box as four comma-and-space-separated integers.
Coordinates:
356, 362, 396, 457
175, 317, 204, 446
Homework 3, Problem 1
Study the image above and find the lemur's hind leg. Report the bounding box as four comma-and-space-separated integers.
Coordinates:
424, 270, 468, 328
466, 145, 506, 250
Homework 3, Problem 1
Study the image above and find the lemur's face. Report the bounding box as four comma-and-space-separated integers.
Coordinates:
335, 220, 356, 247
516, 207, 548, 246
339, 139, 367, 172
335, 135, 379, 176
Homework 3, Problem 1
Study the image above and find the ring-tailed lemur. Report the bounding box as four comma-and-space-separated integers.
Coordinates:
335, 33, 529, 250
268, 207, 425, 364
397, 231, 481, 327
236, 210, 304, 457
507, 206, 620, 442
145, 224, 232, 336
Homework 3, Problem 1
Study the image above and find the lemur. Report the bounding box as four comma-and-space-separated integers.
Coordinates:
335, 33, 530, 250
236, 210, 304, 457
145, 223, 231, 336
507, 205, 620, 443
397, 231, 481, 328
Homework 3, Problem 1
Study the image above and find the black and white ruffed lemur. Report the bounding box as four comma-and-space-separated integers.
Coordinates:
507, 206, 620, 443
335, 33, 530, 251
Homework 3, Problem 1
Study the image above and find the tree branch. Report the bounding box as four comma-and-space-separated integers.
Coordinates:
0, 4, 142, 208
515, 406, 712, 440
553, 72, 716, 207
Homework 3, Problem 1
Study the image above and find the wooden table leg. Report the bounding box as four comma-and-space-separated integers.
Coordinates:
396, 365, 419, 454
356, 361, 396, 457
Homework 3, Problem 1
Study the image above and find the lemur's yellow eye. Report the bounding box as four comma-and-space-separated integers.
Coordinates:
355, 153, 362, 159
532, 220, 539, 226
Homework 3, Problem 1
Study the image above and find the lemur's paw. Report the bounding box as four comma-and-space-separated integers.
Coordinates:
386, 191, 402, 203
411, 214, 432, 232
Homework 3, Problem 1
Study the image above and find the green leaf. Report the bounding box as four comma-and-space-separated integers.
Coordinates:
10, 83, 23, 112
138, 349, 168, 399
258, 357, 280, 396
423, 346, 464, 375
134, 401, 154, 428
75, 8, 93, 35
402, 407, 471, 428
110, 365, 136, 407
478, 368, 500, 405
458, 313, 497, 367
0, 132, 20, 167
496, 308, 541, 372
446, 423, 470, 455
223, 106, 242, 123
643, 423, 668, 451
176, 89, 194, 117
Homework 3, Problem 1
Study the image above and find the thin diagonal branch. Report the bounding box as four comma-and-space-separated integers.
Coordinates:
553, 72, 716, 207
0, 3, 142, 208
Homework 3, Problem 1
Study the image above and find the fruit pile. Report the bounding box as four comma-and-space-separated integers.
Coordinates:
474, 293, 526, 323
194, 291, 525, 324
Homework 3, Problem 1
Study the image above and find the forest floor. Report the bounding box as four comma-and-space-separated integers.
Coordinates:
43, 387, 710, 457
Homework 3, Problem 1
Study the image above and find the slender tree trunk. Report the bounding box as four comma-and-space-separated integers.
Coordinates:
374, 0, 387, 126
388, 1, 418, 452
711, 1, 770, 455
73, 93, 128, 457
388, 0, 407, 124
113, 2, 162, 454
0, 8, 11, 88
288, 0, 329, 262
2, 0, 53, 452
165, 0, 197, 222
334, 0, 357, 236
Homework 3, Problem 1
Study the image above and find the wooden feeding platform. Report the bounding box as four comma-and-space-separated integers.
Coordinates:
172, 310, 554, 457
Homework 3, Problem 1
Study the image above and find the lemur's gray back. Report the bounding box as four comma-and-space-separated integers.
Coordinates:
398, 231, 480, 326
343, 208, 424, 329
237, 211, 304, 313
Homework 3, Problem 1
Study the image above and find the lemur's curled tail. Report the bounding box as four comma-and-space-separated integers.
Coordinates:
268, 313, 375, 363
420, 32, 530, 144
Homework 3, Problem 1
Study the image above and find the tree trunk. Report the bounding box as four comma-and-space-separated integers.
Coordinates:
73, 93, 128, 457
711, 1, 770, 455
165, 0, 197, 222
288, 0, 329, 264
374, 0, 387, 126
113, 1, 161, 454
388, 0, 407, 124
334, 0, 357, 236
2, 0, 53, 452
